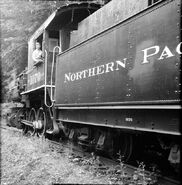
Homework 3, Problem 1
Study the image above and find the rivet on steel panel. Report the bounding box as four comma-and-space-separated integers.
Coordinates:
105, 120, 108, 125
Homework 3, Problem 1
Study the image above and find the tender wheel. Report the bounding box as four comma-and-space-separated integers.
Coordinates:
36, 107, 46, 137
27, 108, 36, 136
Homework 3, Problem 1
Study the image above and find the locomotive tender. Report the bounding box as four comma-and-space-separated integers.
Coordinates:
15, 0, 180, 178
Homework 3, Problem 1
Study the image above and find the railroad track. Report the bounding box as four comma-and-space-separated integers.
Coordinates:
1, 124, 22, 132
1, 123, 180, 185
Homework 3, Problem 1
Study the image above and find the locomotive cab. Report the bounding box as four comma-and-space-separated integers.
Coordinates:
19, 2, 101, 136
25, 2, 101, 93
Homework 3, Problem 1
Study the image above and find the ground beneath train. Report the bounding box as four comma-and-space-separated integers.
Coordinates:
0, 119, 110, 185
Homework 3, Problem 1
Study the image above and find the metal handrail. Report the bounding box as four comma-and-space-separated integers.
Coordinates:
50, 46, 61, 102
44, 50, 53, 108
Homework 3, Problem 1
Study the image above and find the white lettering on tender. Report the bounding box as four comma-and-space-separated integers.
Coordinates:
142, 42, 182, 64
142, 46, 160, 64
64, 59, 126, 83
63, 42, 181, 83
96, 65, 105, 75
176, 42, 182, 54
115, 58, 127, 70
105, 62, 115, 73
158, 46, 174, 60
71, 73, 76, 81
88, 67, 96, 77
76, 71, 83, 80
64, 73, 71, 83
82, 70, 88, 78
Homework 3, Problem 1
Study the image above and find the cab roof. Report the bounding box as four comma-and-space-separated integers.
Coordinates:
29, 2, 101, 42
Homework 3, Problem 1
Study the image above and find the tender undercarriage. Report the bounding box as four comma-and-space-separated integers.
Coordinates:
15, 105, 180, 180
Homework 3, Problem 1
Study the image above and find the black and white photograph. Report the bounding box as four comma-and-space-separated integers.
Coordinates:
0, 0, 181, 184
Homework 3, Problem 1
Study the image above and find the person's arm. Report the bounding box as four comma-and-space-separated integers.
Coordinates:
32, 50, 43, 62
32, 50, 39, 62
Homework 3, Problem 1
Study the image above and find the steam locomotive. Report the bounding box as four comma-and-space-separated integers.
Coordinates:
11, 0, 181, 179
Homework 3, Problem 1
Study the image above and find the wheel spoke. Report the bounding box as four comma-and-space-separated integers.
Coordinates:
36, 107, 46, 137
27, 108, 36, 136
22, 109, 29, 135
